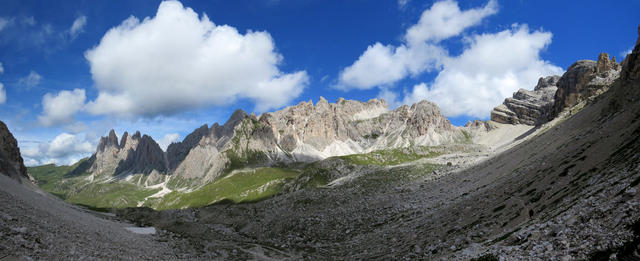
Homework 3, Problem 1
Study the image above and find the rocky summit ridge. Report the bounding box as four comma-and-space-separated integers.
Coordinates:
85, 97, 465, 185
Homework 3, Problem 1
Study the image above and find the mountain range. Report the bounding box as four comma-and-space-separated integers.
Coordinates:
76, 46, 622, 190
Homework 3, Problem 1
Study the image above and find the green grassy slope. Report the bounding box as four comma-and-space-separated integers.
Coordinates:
28, 145, 463, 210
338, 146, 443, 166
28, 159, 90, 199
29, 160, 160, 208
149, 167, 300, 210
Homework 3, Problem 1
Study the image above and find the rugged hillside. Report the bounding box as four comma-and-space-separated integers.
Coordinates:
0, 121, 32, 183
491, 52, 621, 126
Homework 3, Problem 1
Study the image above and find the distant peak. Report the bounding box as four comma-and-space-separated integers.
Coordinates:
120, 131, 129, 148
225, 109, 247, 127
108, 129, 117, 140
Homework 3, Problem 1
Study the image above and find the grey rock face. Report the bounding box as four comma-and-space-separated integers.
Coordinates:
552, 53, 621, 118
89, 129, 167, 177
0, 121, 31, 182
491, 76, 560, 125
167, 124, 209, 170
97, 129, 119, 152
115, 134, 167, 175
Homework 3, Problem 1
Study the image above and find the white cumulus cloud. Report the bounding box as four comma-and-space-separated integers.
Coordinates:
85, 0, 308, 117
158, 132, 180, 150
38, 89, 86, 126
21, 133, 95, 166
401, 25, 563, 118
341, 0, 562, 119
69, 15, 87, 39
338, 0, 497, 89
0, 62, 4, 74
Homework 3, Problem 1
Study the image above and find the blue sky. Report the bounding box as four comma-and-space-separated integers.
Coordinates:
0, 0, 637, 166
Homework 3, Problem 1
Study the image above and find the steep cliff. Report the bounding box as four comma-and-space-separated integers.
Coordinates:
0, 121, 32, 183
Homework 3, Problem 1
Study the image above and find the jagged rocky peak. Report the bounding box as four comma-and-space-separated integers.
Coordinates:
316, 96, 330, 110
97, 129, 120, 152
552, 52, 621, 118
0, 121, 32, 183
597, 52, 620, 75
115, 134, 167, 175
491, 75, 560, 125
166, 124, 209, 170
119, 131, 129, 148
227, 109, 248, 127
90, 129, 167, 176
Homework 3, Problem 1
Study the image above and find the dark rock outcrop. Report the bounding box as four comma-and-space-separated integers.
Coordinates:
0, 121, 31, 182
115, 135, 167, 175
166, 124, 209, 170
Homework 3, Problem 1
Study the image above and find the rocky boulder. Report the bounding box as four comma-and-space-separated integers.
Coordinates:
491, 75, 560, 125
